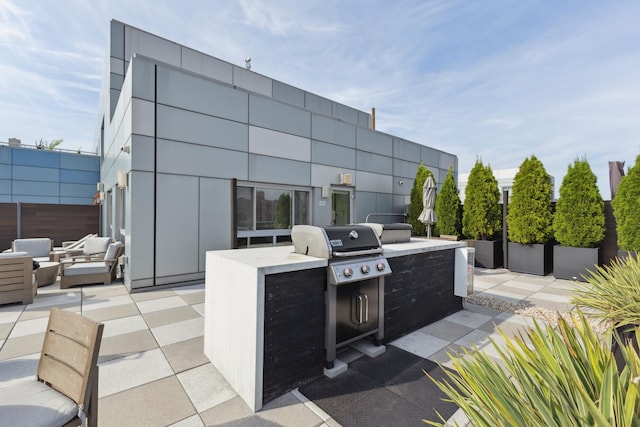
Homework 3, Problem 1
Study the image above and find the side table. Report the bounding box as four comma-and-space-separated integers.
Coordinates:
36, 261, 60, 287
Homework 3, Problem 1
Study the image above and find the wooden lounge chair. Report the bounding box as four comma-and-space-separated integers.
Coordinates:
0, 308, 104, 426
60, 242, 124, 289
0, 252, 36, 305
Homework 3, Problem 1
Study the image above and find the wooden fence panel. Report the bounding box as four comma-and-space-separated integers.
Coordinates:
21, 204, 99, 247
602, 201, 619, 266
0, 203, 18, 251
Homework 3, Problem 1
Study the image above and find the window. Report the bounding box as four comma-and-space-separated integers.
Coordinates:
238, 185, 310, 231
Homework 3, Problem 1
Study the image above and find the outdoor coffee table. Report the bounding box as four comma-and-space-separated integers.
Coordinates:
36, 261, 60, 287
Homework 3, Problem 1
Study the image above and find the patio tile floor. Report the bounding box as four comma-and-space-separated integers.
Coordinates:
0, 267, 576, 426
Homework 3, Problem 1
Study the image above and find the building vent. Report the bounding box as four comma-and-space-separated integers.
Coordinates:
339, 173, 353, 185
8, 138, 21, 147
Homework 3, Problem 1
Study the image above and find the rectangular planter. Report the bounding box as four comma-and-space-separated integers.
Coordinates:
508, 242, 553, 276
553, 246, 601, 282
470, 239, 503, 269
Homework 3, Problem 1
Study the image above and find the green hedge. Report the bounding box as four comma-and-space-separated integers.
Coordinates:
553, 158, 604, 248
434, 167, 462, 236
462, 159, 501, 240
506, 155, 553, 244
612, 154, 640, 252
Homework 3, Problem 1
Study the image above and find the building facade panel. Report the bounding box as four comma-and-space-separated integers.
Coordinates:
393, 138, 422, 162
249, 127, 310, 162
439, 152, 456, 171
60, 183, 95, 198
12, 165, 58, 182
132, 58, 156, 102
157, 105, 249, 151
60, 153, 100, 172
13, 180, 59, 197
356, 127, 393, 157
354, 170, 393, 193
248, 154, 310, 186
128, 171, 155, 284
132, 99, 156, 137
198, 177, 232, 272
310, 164, 355, 188
272, 81, 305, 108
0, 165, 9, 179
124, 25, 181, 67
155, 174, 200, 277
156, 139, 249, 180
0, 146, 10, 164
12, 149, 60, 168
157, 66, 249, 123
249, 95, 311, 138
393, 158, 421, 179
421, 146, 439, 168
311, 140, 356, 169
130, 135, 155, 173
332, 103, 359, 124
233, 66, 273, 97
0, 179, 9, 195
181, 47, 233, 85
311, 115, 356, 148
356, 151, 393, 175
305, 93, 333, 116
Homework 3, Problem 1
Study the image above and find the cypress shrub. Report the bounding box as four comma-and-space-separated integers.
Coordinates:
506, 155, 553, 244
434, 167, 462, 237
553, 158, 604, 248
462, 160, 501, 240
612, 154, 640, 252
408, 163, 433, 236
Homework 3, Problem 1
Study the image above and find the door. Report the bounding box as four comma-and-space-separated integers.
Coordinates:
331, 189, 352, 226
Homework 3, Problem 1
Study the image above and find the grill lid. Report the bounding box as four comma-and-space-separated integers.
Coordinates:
291, 225, 382, 259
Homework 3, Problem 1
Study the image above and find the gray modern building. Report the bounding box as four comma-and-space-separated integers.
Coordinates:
97, 20, 458, 291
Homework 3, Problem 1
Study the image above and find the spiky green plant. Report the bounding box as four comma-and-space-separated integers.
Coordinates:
408, 163, 433, 236
462, 159, 502, 240
572, 255, 640, 328
612, 154, 640, 252
434, 167, 462, 237
553, 157, 605, 248
426, 313, 640, 426
506, 155, 553, 244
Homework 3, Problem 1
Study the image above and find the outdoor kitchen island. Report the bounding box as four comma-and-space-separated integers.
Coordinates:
204, 237, 468, 411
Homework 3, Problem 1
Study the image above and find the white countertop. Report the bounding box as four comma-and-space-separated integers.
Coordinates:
206, 238, 466, 274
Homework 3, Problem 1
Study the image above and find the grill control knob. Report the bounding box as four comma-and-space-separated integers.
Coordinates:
343, 267, 353, 277
361, 264, 370, 274
376, 262, 386, 272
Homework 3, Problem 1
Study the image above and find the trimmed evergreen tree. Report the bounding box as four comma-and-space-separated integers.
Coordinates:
434, 167, 462, 237
553, 158, 604, 248
408, 163, 433, 236
462, 160, 502, 240
612, 154, 640, 251
506, 155, 553, 244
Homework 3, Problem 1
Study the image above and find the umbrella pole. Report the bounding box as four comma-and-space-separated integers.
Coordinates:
427, 225, 431, 238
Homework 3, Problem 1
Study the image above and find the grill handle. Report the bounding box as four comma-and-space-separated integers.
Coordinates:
351, 293, 369, 325
332, 248, 383, 258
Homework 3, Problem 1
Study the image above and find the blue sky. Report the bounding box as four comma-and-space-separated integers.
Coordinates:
1, 0, 638, 199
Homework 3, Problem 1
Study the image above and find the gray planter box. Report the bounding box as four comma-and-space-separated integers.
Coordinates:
508, 242, 553, 276
470, 239, 503, 269
553, 246, 601, 282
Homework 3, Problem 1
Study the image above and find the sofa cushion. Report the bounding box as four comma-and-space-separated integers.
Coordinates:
104, 242, 123, 264
0, 379, 78, 427
0, 251, 30, 259
13, 239, 51, 258
63, 262, 110, 276
83, 237, 112, 256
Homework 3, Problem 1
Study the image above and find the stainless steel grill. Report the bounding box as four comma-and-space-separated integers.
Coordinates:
291, 225, 391, 368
